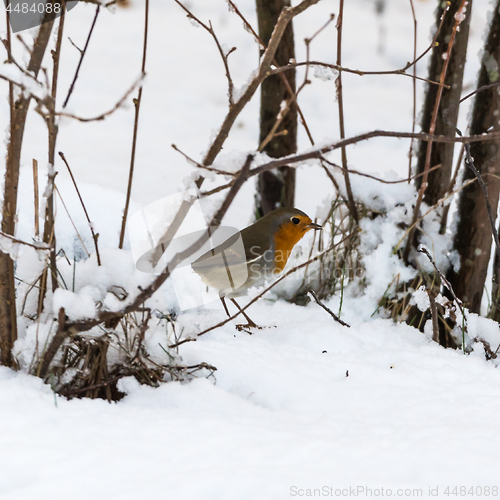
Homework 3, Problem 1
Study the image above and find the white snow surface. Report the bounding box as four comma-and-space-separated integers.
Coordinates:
1, 0, 500, 497
3, 312, 500, 499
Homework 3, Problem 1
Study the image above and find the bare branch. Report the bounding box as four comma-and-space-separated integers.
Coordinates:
119, 0, 149, 249
173, 1, 236, 107
418, 245, 467, 350
33, 159, 40, 238
270, 61, 447, 88
0, 231, 49, 251
172, 144, 237, 176
309, 289, 350, 327
57, 76, 143, 122
320, 156, 444, 185
63, 5, 100, 108
59, 152, 102, 265
408, 0, 418, 183
53, 185, 91, 258
336, 0, 358, 224
38, 308, 66, 379
428, 288, 439, 343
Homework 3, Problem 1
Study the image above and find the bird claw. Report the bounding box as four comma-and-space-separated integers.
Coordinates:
235, 323, 263, 334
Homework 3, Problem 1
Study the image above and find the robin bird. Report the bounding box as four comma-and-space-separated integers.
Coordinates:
192, 207, 322, 328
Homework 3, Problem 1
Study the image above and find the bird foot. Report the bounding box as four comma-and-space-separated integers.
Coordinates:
235, 323, 263, 334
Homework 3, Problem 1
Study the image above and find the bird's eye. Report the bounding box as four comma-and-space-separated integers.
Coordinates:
291, 217, 300, 225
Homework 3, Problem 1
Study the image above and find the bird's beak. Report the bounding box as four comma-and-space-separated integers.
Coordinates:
308, 222, 323, 230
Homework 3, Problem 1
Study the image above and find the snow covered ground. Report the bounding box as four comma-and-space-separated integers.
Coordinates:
1, 0, 500, 498
2, 310, 500, 499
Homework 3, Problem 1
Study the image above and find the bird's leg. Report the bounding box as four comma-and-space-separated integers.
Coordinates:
220, 296, 231, 318
230, 298, 260, 330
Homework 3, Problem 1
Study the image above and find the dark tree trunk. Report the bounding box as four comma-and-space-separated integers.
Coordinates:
491, 230, 500, 321
415, 0, 472, 206
255, 0, 297, 217
0, 20, 54, 367
447, 0, 500, 314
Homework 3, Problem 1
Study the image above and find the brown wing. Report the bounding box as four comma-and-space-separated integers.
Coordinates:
192, 232, 246, 270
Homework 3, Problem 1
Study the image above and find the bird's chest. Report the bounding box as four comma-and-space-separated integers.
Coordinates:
272, 225, 304, 273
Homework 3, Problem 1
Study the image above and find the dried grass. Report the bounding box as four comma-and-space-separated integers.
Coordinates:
38, 310, 216, 401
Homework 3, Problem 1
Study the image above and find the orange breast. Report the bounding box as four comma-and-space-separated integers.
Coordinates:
272, 222, 307, 273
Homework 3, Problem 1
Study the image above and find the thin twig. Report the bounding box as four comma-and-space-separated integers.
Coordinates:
38, 307, 66, 379
271, 61, 447, 88
250, 130, 500, 170
33, 158, 39, 239
428, 288, 439, 343
58, 76, 142, 122
5, 12, 14, 130
173, 1, 236, 108
38, 166, 57, 312
0, 231, 49, 251
227, 0, 264, 48
20, 273, 42, 316
309, 289, 350, 327
63, 5, 100, 108
336, 0, 358, 224
59, 375, 122, 396
15, 33, 31, 54
168, 337, 196, 349
118, 0, 149, 249
54, 185, 91, 258
172, 144, 237, 176
408, 0, 417, 182
257, 97, 293, 153
418, 245, 467, 351
67, 37, 83, 53
59, 152, 101, 265
320, 156, 444, 185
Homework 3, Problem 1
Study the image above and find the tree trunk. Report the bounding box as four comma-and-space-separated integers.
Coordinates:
491, 228, 500, 321
415, 0, 472, 206
0, 20, 54, 367
447, 0, 500, 314
255, 0, 297, 217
